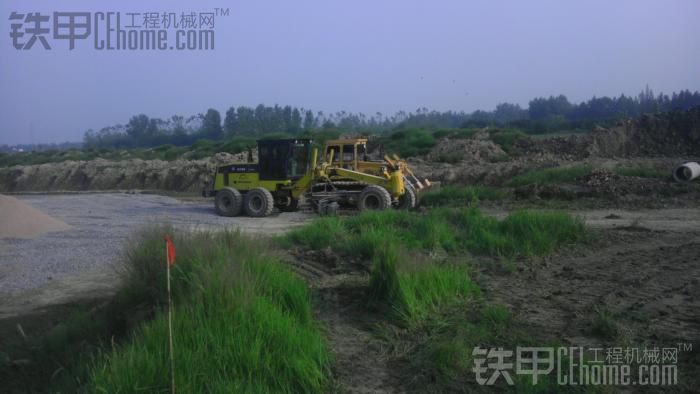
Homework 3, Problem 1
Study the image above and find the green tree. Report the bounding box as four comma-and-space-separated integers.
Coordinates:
224, 107, 239, 136
201, 109, 223, 139
126, 114, 151, 141
303, 110, 315, 130
291, 108, 302, 134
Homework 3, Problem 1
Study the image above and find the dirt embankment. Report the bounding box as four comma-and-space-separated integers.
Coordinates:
513, 107, 700, 159
0, 152, 251, 193
414, 107, 700, 186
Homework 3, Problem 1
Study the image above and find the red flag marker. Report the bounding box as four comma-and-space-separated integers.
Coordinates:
164, 234, 176, 393
164, 235, 176, 266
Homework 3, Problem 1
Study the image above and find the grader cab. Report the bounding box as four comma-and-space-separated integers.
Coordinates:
204, 138, 430, 217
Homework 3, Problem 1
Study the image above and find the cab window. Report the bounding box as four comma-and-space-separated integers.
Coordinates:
288, 143, 309, 178
342, 145, 354, 162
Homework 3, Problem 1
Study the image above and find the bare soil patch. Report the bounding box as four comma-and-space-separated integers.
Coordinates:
478, 226, 700, 391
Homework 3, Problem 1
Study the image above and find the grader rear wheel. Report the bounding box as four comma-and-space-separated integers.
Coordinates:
215, 187, 243, 217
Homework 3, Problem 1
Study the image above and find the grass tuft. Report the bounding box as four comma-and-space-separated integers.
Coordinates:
591, 308, 619, 339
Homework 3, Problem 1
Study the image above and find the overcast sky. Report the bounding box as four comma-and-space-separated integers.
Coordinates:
1, 0, 698, 145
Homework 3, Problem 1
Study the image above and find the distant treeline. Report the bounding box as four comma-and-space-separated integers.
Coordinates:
0, 141, 81, 153
82, 87, 700, 149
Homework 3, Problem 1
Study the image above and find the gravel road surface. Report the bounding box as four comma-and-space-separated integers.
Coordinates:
0, 193, 311, 296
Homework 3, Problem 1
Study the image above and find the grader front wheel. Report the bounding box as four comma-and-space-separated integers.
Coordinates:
244, 187, 275, 217
396, 184, 417, 209
358, 185, 392, 211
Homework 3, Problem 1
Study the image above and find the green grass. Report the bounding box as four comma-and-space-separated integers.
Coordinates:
612, 165, 669, 178
506, 165, 593, 187
367, 245, 479, 326
283, 208, 587, 260
382, 128, 437, 157
420, 185, 512, 207
89, 229, 330, 393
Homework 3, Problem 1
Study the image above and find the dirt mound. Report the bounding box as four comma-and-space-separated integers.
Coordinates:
428, 133, 506, 163
514, 106, 700, 159
0, 194, 71, 238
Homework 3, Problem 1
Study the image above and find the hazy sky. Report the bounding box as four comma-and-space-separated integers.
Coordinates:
1, 0, 698, 145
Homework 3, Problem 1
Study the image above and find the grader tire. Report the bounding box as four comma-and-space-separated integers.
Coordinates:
358, 185, 392, 211
244, 187, 275, 217
396, 185, 417, 210
215, 187, 243, 217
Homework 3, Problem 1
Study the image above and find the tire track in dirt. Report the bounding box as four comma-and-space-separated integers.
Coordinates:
282, 250, 407, 393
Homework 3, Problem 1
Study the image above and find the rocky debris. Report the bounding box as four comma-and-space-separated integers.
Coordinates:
427, 136, 506, 163
409, 156, 559, 187
512, 135, 591, 161
577, 169, 618, 187
209, 148, 258, 167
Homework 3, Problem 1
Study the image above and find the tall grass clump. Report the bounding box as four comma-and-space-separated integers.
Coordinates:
90, 229, 330, 393
506, 165, 593, 187
281, 210, 456, 258
367, 244, 478, 326
284, 208, 587, 260
445, 208, 587, 257
421, 185, 511, 207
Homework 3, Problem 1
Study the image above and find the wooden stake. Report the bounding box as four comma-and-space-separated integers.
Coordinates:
166, 244, 176, 394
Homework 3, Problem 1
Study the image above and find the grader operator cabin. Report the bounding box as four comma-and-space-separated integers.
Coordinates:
204, 138, 431, 217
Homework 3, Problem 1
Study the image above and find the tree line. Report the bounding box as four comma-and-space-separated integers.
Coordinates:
83, 87, 700, 149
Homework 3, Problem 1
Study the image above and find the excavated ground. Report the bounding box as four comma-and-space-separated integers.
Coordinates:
282, 207, 700, 393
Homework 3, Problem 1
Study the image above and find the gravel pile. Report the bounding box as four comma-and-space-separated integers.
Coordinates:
0, 194, 72, 238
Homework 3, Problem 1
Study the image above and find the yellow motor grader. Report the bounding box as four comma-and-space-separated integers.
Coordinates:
203, 138, 430, 217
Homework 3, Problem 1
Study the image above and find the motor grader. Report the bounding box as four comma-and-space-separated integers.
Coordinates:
203, 138, 430, 217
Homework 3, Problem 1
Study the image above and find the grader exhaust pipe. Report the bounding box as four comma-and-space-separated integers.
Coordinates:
672, 162, 700, 182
